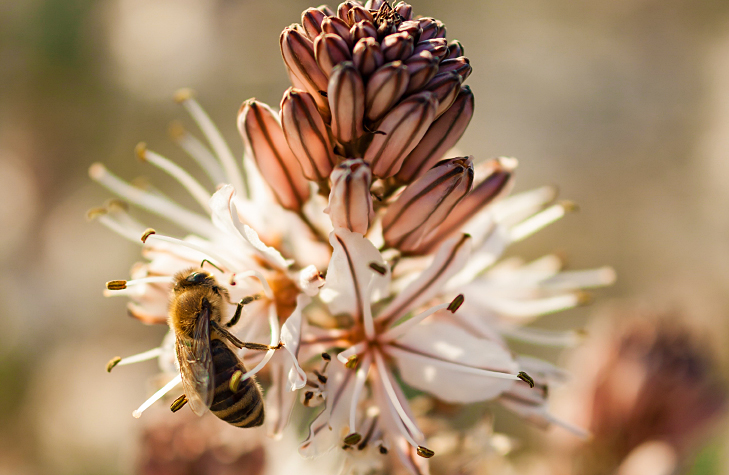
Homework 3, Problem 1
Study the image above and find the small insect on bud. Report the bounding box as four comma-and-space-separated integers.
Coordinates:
365, 61, 409, 122
518, 371, 536, 388
326, 159, 374, 234
238, 99, 311, 212
344, 433, 363, 445
396, 85, 475, 183
106, 356, 122, 373
280, 26, 330, 118
106, 280, 127, 291
345, 354, 359, 369
416, 446, 435, 458
314, 33, 352, 76
170, 394, 188, 413
352, 37, 383, 77
329, 62, 366, 146
280, 88, 335, 182
364, 91, 438, 178
141, 228, 156, 243
382, 157, 474, 252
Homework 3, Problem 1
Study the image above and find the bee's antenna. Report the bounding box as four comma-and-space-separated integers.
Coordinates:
200, 259, 225, 273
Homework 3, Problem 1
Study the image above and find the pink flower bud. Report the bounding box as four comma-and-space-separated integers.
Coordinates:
404, 50, 439, 93
326, 159, 374, 234
328, 62, 366, 145
348, 5, 374, 24
321, 16, 353, 46
418, 18, 446, 41
382, 157, 474, 253
381, 32, 414, 62
397, 20, 421, 37
396, 85, 474, 183
351, 20, 377, 44
280, 27, 330, 120
395, 2, 413, 20
364, 91, 438, 178
280, 88, 335, 182
314, 33, 352, 76
301, 8, 327, 40
238, 99, 310, 211
438, 57, 472, 82
424, 71, 462, 119
413, 38, 448, 61
338, 1, 358, 24
352, 37, 383, 77
365, 61, 409, 122
445, 40, 464, 60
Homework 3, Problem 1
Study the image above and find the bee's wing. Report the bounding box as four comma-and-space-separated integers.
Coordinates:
175, 306, 214, 416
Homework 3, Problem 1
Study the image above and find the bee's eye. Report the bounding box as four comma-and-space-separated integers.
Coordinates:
187, 272, 209, 284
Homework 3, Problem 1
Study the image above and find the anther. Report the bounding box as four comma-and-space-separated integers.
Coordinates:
106, 280, 127, 291
517, 371, 535, 388
321, 352, 331, 361
344, 433, 362, 445
560, 200, 579, 213
318, 90, 328, 97
303, 391, 314, 406
173, 88, 195, 103
313, 370, 327, 384
577, 292, 593, 306
135, 142, 147, 161
379, 446, 388, 454
105, 198, 129, 212
106, 356, 122, 372
416, 446, 435, 458
230, 370, 243, 392
168, 120, 186, 140
170, 394, 188, 413
86, 207, 107, 221
447, 294, 465, 313
345, 354, 360, 369
369, 262, 387, 275
141, 228, 156, 243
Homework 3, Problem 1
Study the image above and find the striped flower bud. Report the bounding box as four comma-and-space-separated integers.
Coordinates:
321, 16, 352, 45
329, 62, 366, 145
445, 40, 464, 60
395, 2, 413, 20
280, 26, 330, 119
418, 18, 446, 41
302, 8, 327, 39
314, 33, 352, 76
352, 37, 383, 77
404, 51, 439, 93
409, 157, 517, 254
337, 1, 357, 22
381, 32, 414, 62
365, 61, 409, 122
382, 157, 474, 252
347, 5, 373, 24
364, 91, 438, 178
413, 38, 448, 60
351, 20, 377, 43
280, 88, 335, 182
397, 20, 421, 37
396, 85, 475, 183
325, 159, 374, 234
238, 99, 310, 211
425, 71, 462, 119
438, 56, 472, 82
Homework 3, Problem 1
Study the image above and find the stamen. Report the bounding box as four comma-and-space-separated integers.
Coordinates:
385, 346, 520, 382
349, 353, 372, 436
517, 371, 535, 388
141, 228, 156, 243
229, 271, 274, 300
136, 143, 212, 213
89, 163, 215, 239
374, 351, 424, 443
144, 233, 238, 274
358, 415, 379, 450
499, 325, 584, 347
336, 342, 367, 365
170, 394, 187, 412
369, 262, 387, 275
132, 373, 182, 418
96, 214, 147, 244
346, 355, 360, 369
107, 347, 164, 372
447, 294, 465, 313
236, 305, 280, 384
541, 266, 617, 290
416, 446, 435, 458
169, 120, 226, 185
106, 280, 127, 290
343, 433, 362, 445
380, 303, 450, 341
174, 89, 247, 195
510, 202, 575, 243
230, 370, 243, 392
108, 276, 174, 290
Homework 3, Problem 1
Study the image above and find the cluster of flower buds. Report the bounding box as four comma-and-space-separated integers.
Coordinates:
238, 0, 479, 254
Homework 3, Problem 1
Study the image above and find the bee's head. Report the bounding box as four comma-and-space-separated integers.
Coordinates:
173, 268, 216, 291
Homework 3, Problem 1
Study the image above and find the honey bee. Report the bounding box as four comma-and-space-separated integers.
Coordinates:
169, 266, 278, 428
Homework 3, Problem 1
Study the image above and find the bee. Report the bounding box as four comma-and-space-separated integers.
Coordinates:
168, 266, 279, 428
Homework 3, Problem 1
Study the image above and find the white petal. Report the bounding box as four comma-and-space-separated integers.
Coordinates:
265, 357, 300, 439
388, 321, 518, 403
280, 294, 310, 390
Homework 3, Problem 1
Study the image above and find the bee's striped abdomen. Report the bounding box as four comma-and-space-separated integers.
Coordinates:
209, 339, 264, 427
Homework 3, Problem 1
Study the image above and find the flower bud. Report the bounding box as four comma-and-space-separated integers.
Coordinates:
445, 40, 464, 60
382, 157, 474, 252
418, 18, 446, 41
395, 2, 413, 20
396, 85, 474, 183
438, 56, 472, 82
365, 61, 409, 122
397, 20, 421, 38
348, 5, 373, 24
381, 31, 415, 62
364, 91, 438, 178
424, 71, 462, 119
404, 50, 439, 93
351, 20, 377, 44
314, 33, 352, 76
410, 157, 516, 254
302, 8, 327, 40
326, 159, 374, 234
280, 27, 330, 119
321, 16, 352, 45
413, 38, 448, 60
238, 99, 310, 211
352, 37, 383, 77
329, 62, 366, 145
280, 88, 335, 182
338, 1, 357, 23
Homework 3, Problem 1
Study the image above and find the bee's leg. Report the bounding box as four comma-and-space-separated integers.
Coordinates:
210, 320, 283, 350
225, 294, 263, 328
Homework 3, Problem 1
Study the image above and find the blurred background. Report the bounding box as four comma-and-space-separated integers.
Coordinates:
1, 0, 729, 473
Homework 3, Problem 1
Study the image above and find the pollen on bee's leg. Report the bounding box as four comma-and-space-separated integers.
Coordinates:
170, 394, 187, 413
132, 374, 182, 419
